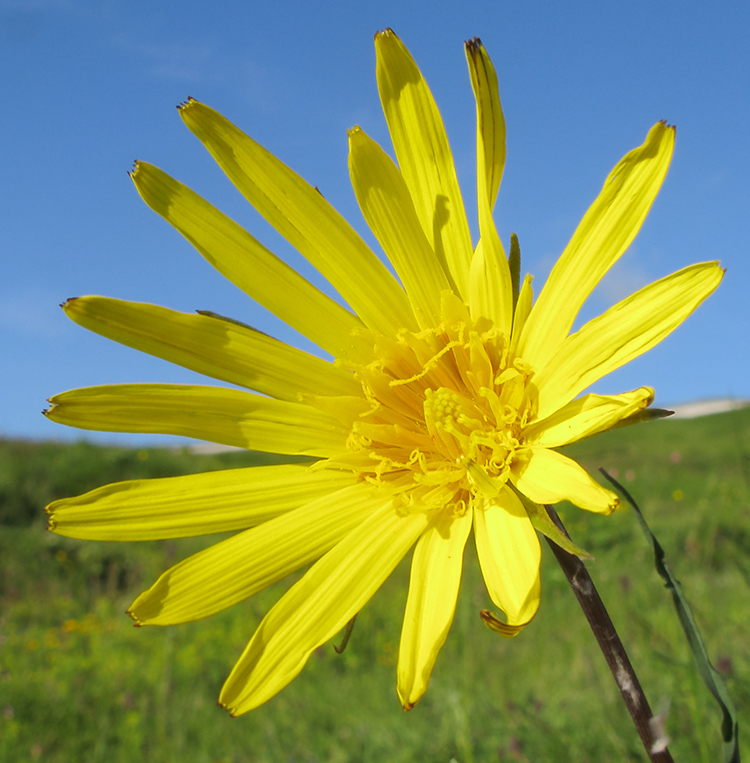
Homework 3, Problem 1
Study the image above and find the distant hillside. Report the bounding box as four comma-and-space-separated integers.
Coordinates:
0, 440, 306, 526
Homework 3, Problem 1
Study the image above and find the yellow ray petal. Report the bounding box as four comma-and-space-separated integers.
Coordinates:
375, 29, 473, 296
517, 122, 676, 369
397, 508, 472, 709
179, 99, 416, 337
510, 273, 534, 356
129, 484, 382, 625
64, 297, 360, 401
473, 487, 541, 626
465, 38, 506, 210
512, 448, 619, 514
533, 262, 724, 420
219, 502, 429, 715
469, 234, 512, 334
46, 464, 354, 541
348, 126, 451, 328
131, 162, 370, 362
44, 385, 347, 456
524, 386, 654, 448
465, 38, 513, 333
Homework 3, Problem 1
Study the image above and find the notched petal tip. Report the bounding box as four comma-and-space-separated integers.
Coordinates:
127, 608, 144, 627
608, 495, 621, 515
177, 96, 199, 113
464, 37, 483, 55
402, 701, 415, 712
45, 504, 57, 533
479, 608, 531, 638
217, 699, 238, 718
652, 119, 674, 132
177, 96, 196, 110
374, 27, 396, 41
128, 160, 142, 180
60, 297, 78, 309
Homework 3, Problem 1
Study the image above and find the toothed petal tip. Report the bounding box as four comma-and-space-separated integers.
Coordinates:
177, 96, 198, 112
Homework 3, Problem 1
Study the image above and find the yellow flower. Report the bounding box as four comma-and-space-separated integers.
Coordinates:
45, 30, 722, 715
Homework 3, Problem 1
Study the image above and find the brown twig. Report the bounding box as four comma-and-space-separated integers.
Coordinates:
544, 505, 674, 763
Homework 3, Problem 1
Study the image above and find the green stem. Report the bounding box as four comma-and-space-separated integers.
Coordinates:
545, 505, 675, 763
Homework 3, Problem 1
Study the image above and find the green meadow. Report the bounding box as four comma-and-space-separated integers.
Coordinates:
1, 409, 748, 762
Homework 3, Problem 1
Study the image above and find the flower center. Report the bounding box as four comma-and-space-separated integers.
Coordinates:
423, 386, 517, 478
337, 312, 538, 514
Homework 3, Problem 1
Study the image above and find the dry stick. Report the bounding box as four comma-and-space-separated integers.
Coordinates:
544, 505, 674, 763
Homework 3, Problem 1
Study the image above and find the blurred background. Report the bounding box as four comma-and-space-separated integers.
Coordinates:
2, 0, 749, 444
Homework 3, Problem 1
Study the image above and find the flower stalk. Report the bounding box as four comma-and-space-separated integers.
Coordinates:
544, 505, 674, 763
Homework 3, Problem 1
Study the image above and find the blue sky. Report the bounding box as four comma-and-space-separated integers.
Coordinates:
2, 0, 749, 444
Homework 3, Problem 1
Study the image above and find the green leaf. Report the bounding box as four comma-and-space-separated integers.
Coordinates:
600, 468, 740, 763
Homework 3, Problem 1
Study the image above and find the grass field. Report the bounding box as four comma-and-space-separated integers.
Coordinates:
1, 409, 749, 762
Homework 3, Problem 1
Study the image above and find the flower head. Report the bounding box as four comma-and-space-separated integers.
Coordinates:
45, 30, 722, 715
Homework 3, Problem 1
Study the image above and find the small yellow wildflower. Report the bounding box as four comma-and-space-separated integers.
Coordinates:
45, 30, 722, 715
